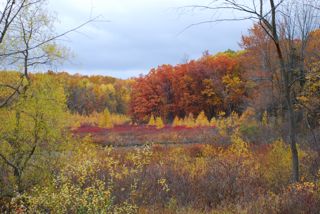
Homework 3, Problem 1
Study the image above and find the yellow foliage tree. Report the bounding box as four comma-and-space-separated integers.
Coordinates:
262, 140, 293, 190
210, 117, 217, 127
218, 111, 226, 118
155, 117, 165, 129
183, 113, 195, 128
102, 108, 113, 128
0, 74, 68, 194
195, 111, 210, 127
148, 114, 156, 126
262, 110, 268, 126
172, 116, 182, 127
217, 121, 227, 136
228, 133, 251, 158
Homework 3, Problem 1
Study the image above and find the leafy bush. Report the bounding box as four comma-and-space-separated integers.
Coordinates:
246, 182, 320, 214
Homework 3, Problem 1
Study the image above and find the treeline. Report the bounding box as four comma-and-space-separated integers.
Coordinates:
51, 72, 132, 115
0, 71, 132, 115
130, 50, 249, 123
130, 25, 320, 126
241, 25, 320, 129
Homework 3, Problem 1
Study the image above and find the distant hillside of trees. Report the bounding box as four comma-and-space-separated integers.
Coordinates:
0, 71, 133, 115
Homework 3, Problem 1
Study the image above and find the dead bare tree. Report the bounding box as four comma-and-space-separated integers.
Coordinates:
187, 0, 320, 182
0, 0, 35, 44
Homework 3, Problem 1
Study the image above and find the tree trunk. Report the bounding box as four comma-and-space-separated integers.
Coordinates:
286, 90, 300, 182
277, 49, 300, 182
269, 0, 300, 182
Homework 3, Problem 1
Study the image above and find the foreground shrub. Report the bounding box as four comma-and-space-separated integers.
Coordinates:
3, 136, 318, 213
262, 140, 292, 190
9, 143, 153, 213
261, 140, 308, 191
246, 182, 320, 214
0, 74, 69, 197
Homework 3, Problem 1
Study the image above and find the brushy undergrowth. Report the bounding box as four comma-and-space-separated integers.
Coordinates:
3, 132, 320, 214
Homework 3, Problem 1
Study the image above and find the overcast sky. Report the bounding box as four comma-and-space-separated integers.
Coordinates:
49, 0, 252, 79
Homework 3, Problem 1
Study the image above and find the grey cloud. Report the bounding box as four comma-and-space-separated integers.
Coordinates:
48, 0, 252, 78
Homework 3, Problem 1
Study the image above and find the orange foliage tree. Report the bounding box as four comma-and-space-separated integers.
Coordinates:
130, 51, 248, 124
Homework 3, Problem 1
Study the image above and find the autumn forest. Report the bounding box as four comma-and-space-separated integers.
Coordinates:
0, 0, 320, 213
